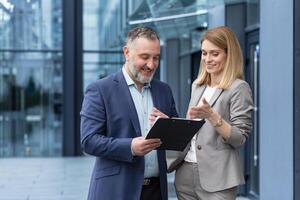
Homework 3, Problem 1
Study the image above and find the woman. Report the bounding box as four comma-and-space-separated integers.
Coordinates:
152, 26, 253, 200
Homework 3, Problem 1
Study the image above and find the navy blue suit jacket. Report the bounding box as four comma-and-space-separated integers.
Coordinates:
80, 70, 178, 200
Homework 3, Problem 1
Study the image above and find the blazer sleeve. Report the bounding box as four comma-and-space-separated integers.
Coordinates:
223, 81, 254, 149
80, 82, 135, 163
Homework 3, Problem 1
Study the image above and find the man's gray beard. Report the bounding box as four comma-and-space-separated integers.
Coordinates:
128, 63, 155, 84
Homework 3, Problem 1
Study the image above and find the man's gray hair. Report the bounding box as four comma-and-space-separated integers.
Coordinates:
125, 27, 160, 46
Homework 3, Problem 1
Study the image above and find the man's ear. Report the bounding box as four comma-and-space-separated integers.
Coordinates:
123, 46, 130, 61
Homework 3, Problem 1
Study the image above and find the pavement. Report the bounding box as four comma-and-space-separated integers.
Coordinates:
0, 157, 249, 200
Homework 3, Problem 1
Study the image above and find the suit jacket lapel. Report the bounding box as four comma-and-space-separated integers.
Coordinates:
181, 85, 205, 155
150, 81, 161, 109
208, 88, 223, 107
191, 84, 223, 107
185, 85, 222, 152
190, 85, 206, 107
115, 71, 141, 136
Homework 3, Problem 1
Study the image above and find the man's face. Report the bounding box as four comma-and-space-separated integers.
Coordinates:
123, 37, 160, 85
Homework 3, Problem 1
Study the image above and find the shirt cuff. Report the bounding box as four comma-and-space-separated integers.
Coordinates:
131, 139, 136, 156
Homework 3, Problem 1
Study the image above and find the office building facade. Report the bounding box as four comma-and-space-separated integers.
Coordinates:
0, 0, 299, 199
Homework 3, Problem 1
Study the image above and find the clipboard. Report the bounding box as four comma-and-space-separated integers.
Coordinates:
145, 118, 205, 151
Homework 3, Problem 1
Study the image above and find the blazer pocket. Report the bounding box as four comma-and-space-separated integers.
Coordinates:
95, 165, 120, 179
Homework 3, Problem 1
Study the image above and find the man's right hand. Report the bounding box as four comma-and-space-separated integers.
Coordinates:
131, 137, 162, 156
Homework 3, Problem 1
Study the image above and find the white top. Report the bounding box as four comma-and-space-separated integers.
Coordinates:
184, 85, 217, 163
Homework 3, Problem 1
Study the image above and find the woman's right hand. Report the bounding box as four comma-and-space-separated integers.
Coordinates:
187, 98, 213, 119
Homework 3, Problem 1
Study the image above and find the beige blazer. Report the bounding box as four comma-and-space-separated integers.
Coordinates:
168, 79, 253, 192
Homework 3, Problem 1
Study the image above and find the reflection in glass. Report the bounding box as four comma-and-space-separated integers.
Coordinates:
247, 0, 259, 27
83, 52, 123, 89
83, 0, 124, 90
0, 0, 62, 157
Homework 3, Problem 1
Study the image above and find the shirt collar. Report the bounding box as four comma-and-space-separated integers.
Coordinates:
122, 67, 151, 89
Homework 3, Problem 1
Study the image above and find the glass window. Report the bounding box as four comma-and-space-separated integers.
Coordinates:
83, 0, 124, 90
247, 0, 259, 27
0, 0, 62, 157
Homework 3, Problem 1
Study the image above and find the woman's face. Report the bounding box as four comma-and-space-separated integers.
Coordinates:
201, 40, 227, 76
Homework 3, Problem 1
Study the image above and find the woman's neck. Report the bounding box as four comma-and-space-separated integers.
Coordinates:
210, 74, 221, 87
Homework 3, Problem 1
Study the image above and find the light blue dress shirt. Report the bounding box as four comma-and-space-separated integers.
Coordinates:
122, 67, 159, 178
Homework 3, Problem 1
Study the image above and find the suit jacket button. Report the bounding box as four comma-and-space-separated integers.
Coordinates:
197, 145, 202, 150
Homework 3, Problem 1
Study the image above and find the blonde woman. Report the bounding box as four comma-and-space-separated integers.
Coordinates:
153, 26, 253, 200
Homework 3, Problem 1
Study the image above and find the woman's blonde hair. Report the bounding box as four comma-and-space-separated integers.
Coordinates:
195, 26, 244, 89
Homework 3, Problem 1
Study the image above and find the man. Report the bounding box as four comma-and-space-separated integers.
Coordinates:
80, 27, 178, 200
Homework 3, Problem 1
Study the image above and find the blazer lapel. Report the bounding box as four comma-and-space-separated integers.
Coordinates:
208, 88, 223, 107
150, 81, 161, 109
115, 71, 141, 136
191, 85, 223, 107
190, 85, 206, 106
